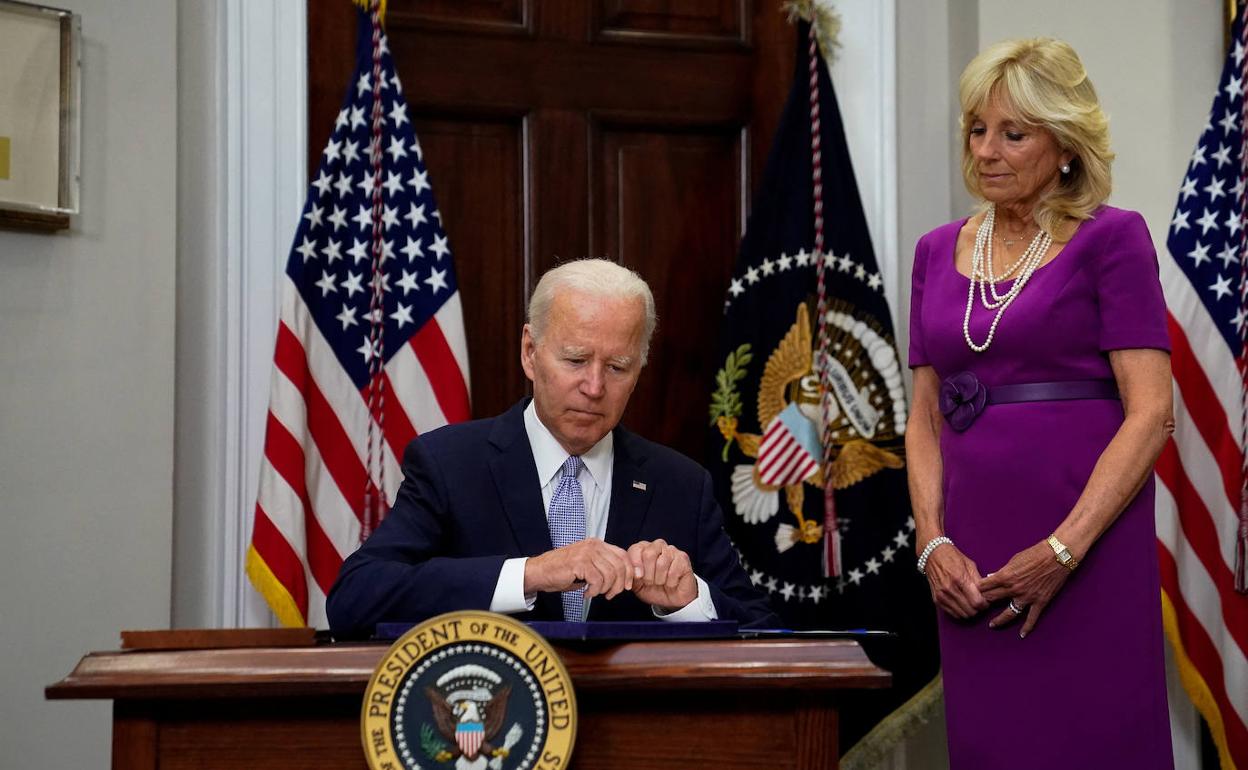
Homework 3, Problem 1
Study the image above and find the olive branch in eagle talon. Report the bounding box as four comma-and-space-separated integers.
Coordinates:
709, 343, 753, 461
420, 722, 454, 762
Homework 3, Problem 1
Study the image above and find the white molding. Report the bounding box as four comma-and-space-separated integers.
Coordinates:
221, 0, 308, 627
878, 0, 899, 322
828, 0, 900, 327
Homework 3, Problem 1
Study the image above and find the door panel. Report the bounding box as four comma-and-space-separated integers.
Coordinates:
595, 0, 746, 44
594, 126, 741, 454
414, 116, 528, 419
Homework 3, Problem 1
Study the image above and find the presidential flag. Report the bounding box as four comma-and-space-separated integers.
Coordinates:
246, 3, 471, 629
708, 11, 938, 766
1159, 3, 1248, 766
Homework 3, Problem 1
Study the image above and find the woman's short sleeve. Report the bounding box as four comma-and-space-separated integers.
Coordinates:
1096, 211, 1171, 353
908, 234, 931, 368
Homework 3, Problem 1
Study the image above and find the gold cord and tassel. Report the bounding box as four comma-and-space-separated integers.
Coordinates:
350, 0, 386, 25
782, 0, 842, 60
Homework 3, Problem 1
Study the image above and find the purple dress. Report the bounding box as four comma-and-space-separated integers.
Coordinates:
908, 206, 1173, 769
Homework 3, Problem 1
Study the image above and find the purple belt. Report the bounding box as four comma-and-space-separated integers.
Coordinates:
939, 371, 1119, 432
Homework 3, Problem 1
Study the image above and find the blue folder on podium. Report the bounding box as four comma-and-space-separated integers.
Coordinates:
373, 621, 895, 642
375, 620, 740, 642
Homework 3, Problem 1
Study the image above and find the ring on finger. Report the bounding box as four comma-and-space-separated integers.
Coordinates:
1007, 599, 1025, 615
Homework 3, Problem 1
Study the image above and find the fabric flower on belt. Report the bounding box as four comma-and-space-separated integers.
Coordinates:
939, 371, 988, 432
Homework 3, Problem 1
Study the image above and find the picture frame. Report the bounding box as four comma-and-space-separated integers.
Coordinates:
0, 0, 80, 232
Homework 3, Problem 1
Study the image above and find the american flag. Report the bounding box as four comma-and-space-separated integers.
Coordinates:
245, 6, 471, 629
1160, 3, 1248, 766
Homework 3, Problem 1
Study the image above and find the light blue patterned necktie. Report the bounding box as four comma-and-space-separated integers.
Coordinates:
548, 455, 586, 621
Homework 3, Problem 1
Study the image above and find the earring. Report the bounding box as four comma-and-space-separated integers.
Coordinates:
1060, 163, 1071, 174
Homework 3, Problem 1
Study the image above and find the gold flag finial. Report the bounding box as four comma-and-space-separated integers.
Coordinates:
783, 0, 842, 62
351, 0, 387, 25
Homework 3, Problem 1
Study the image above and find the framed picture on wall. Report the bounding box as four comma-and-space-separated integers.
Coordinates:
0, 0, 80, 232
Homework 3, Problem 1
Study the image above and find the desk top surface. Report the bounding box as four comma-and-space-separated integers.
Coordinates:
46, 637, 891, 700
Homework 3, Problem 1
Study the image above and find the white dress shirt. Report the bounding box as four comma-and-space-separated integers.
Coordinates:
488, 401, 717, 621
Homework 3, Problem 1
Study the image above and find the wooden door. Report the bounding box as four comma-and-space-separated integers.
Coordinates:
308, 0, 794, 463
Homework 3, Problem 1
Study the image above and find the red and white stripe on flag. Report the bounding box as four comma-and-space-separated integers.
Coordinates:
247, 289, 470, 628
245, 5, 471, 629
1156, 4, 1248, 767
1156, 286, 1248, 768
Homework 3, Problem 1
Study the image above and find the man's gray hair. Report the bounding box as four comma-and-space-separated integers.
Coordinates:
527, 258, 657, 365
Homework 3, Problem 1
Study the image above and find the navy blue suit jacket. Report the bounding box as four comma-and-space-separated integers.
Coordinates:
326, 400, 777, 638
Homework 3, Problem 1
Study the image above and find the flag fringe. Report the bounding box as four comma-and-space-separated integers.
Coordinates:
782, 0, 841, 61
349, 0, 386, 25
1161, 589, 1240, 770
840, 674, 944, 770
245, 545, 310, 629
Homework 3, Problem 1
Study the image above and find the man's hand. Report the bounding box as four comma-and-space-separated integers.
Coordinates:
523, 538, 633, 600
626, 539, 697, 610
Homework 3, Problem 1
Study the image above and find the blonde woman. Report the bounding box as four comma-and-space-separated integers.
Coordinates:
906, 39, 1174, 767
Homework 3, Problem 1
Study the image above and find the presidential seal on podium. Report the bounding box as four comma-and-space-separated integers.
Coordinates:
361, 611, 577, 770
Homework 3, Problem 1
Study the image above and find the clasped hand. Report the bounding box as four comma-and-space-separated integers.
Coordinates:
924, 540, 1072, 638
978, 541, 1072, 638
524, 538, 697, 611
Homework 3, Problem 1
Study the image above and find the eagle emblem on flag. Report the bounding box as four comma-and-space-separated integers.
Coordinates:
714, 300, 905, 554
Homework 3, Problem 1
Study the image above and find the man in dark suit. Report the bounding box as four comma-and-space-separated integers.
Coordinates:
327, 259, 776, 638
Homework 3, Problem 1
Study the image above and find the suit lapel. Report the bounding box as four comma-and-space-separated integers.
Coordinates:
604, 428, 653, 549
487, 401, 553, 557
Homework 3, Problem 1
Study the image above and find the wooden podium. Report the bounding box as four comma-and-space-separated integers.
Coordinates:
48, 636, 889, 769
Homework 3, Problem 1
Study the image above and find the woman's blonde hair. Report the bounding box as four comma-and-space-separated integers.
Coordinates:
959, 38, 1113, 236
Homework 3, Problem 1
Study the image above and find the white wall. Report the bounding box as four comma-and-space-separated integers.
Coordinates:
831, 0, 900, 321
896, 0, 1222, 319
897, 0, 978, 383
173, 0, 225, 630
0, 0, 177, 766
976, 0, 1222, 257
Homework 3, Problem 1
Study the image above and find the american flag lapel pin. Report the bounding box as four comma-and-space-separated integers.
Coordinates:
632, 480, 647, 491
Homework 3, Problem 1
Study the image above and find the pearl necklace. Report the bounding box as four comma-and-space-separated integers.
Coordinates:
984, 237, 1031, 302
963, 205, 1052, 353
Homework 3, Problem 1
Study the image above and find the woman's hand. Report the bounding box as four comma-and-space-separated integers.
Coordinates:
978, 541, 1072, 638
925, 544, 990, 619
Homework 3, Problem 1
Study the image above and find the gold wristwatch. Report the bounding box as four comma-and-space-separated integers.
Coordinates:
1046, 535, 1079, 571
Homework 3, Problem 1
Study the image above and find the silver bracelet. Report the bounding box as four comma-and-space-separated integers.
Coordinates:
916, 536, 953, 575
